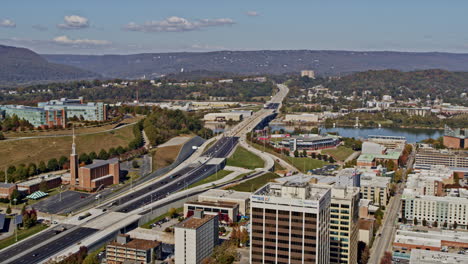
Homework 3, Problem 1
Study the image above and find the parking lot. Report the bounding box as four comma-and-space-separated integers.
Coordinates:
308, 164, 339, 175
34, 191, 93, 215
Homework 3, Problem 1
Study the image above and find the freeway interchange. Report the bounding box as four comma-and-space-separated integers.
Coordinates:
0, 83, 288, 264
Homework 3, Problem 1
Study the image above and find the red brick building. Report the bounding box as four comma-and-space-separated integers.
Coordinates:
443, 126, 467, 149
0, 183, 16, 199
69, 134, 120, 192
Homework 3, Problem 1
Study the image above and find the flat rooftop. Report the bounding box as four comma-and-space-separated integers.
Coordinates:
186, 201, 238, 209
82, 158, 119, 169
176, 214, 216, 230
199, 189, 250, 201
17, 174, 62, 187
410, 249, 468, 263
0, 183, 16, 188
108, 238, 161, 251
395, 229, 468, 246
360, 175, 391, 188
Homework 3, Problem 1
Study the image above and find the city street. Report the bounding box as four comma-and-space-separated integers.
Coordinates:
368, 151, 415, 263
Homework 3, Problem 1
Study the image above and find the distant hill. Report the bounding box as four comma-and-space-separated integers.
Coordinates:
44, 50, 468, 79
0, 45, 100, 85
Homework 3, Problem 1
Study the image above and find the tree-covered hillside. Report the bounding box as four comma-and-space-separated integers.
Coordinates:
0, 45, 100, 85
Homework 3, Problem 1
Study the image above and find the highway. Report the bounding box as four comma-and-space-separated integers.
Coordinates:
115, 137, 239, 213
368, 151, 415, 264
0, 83, 290, 264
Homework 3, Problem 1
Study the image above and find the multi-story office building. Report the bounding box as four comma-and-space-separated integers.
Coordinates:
415, 147, 468, 169
0, 97, 106, 128
367, 135, 407, 149
106, 234, 162, 264
250, 181, 331, 264
38, 97, 106, 122
360, 176, 390, 205
329, 187, 360, 264
401, 190, 468, 229
197, 189, 250, 215
443, 125, 468, 149
0, 105, 66, 128
184, 201, 239, 223
279, 135, 340, 151
174, 211, 218, 264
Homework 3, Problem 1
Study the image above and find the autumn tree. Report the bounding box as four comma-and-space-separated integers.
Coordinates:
380, 252, 392, 264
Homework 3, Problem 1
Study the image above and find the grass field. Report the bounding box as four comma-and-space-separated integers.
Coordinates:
0, 125, 135, 168
227, 172, 279, 192
0, 224, 48, 250
188, 170, 233, 188
226, 146, 264, 170
248, 141, 327, 172
322, 146, 355, 161
285, 157, 329, 173
151, 144, 183, 172
3, 115, 144, 138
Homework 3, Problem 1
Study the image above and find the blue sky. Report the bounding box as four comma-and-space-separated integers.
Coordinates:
0, 0, 467, 54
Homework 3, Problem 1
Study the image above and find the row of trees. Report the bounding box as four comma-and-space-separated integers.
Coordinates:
293, 149, 336, 163
0, 114, 34, 132
143, 107, 213, 146
0, 156, 70, 183
403, 217, 459, 229
2, 78, 275, 105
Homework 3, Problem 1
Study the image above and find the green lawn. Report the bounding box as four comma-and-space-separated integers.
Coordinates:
322, 146, 355, 161
226, 146, 264, 170
0, 224, 48, 250
228, 172, 279, 192
274, 161, 285, 171
286, 157, 329, 173
188, 170, 233, 189
141, 207, 183, 229
247, 141, 328, 172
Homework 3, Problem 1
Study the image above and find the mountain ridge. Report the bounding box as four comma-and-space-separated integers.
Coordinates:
43, 49, 468, 79
0, 44, 100, 85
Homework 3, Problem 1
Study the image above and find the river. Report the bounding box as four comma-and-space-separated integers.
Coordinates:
205, 122, 443, 143
268, 125, 443, 143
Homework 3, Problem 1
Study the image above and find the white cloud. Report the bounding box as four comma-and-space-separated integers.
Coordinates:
246, 11, 259, 17
0, 19, 16, 28
52, 35, 110, 45
57, 15, 89, 30
123, 16, 235, 33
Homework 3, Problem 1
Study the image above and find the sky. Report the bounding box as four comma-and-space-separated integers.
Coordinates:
0, 0, 467, 55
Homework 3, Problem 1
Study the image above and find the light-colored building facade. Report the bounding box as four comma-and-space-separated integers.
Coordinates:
401, 190, 468, 229
204, 112, 244, 122
0, 105, 66, 128
174, 211, 218, 264
38, 98, 106, 122
284, 113, 320, 123
184, 201, 239, 223
415, 147, 468, 169
329, 187, 360, 264
360, 176, 390, 205
197, 189, 250, 215
250, 182, 331, 264
301, 70, 316, 79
